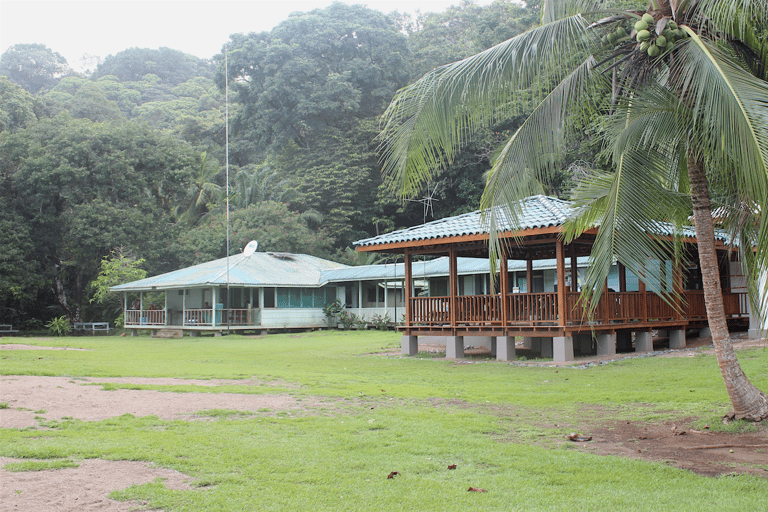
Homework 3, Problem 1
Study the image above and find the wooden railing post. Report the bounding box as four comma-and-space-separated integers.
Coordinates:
556, 240, 566, 326
500, 253, 509, 329
404, 250, 413, 327
449, 246, 458, 328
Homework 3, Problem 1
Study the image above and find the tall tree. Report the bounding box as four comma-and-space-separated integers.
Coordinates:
378, 0, 768, 420
0, 44, 71, 94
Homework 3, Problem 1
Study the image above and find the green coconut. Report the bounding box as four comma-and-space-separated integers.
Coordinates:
642, 13, 655, 25
674, 29, 683, 38
655, 35, 667, 47
637, 29, 652, 42
667, 20, 677, 30
648, 44, 660, 57
608, 32, 618, 44
616, 26, 627, 37
665, 41, 675, 52
640, 41, 650, 51
634, 20, 648, 32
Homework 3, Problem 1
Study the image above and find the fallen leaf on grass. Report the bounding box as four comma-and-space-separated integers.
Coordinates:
468, 487, 487, 493
387, 471, 400, 479
448, 464, 457, 470
567, 432, 592, 442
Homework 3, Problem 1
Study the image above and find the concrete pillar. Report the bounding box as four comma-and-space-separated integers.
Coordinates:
401, 335, 418, 356
669, 329, 686, 349
189, 330, 199, 337
596, 333, 616, 356
521, 336, 533, 349
530, 338, 542, 354
541, 337, 553, 358
446, 336, 464, 359
698, 326, 712, 338
635, 331, 653, 352
496, 336, 515, 361
656, 329, 669, 339
490, 337, 497, 356
131, 329, 138, 337
553, 336, 574, 362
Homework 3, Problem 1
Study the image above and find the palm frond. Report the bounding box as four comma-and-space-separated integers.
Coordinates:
378, 14, 597, 199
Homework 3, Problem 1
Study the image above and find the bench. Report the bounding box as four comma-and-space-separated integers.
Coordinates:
73, 322, 110, 335
0, 324, 18, 335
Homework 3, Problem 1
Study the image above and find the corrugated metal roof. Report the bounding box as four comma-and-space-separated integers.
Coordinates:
354, 195, 572, 248
319, 256, 591, 283
111, 252, 348, 292
354, 195, 733, 248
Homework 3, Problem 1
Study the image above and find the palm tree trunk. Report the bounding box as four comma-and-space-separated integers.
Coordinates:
688, 155, 768, 421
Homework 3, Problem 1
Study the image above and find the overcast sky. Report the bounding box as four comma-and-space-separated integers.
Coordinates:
1, 0, 492, 72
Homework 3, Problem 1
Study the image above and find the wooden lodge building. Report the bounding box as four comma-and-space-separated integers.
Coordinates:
354, 195, 749, 362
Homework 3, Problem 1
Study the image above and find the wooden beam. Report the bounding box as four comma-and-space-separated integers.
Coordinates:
449, 246, 458, 329
500, 251, 509, 329
570, 243, 578, 292
556, 239, 566, 327
404, 250, 413, 326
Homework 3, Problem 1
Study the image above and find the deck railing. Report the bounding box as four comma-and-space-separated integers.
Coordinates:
125, 309, 166, 326
408, 290, 747, 329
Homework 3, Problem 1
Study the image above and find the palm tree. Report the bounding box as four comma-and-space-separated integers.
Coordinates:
378, 0, 767, 420
233, 164, 297, 209
175, 151, 223, 225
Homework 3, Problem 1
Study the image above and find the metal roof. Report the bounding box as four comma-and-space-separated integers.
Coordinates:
354, 195, 734, 248
111, 252, 348, 292
354, 195, 573, 248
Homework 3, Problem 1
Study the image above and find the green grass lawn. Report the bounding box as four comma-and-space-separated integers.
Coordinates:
1, 331, 767, 511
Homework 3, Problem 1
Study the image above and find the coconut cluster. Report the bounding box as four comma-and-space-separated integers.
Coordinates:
632, 13, 687, 58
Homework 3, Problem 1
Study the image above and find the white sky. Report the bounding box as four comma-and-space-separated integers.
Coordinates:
1, 0, 491, 72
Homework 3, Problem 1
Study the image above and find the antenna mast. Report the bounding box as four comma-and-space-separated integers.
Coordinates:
225, 44, 231, 335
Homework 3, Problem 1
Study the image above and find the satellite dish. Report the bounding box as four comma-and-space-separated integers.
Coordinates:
243, 240, 259, 256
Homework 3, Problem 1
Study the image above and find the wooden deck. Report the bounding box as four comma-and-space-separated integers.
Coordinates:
403, 290, 748, 337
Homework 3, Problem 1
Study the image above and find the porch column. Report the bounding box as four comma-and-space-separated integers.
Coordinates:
570, 245, 579, 292
449, 246, 458, 329
556, 240, 567, 327
358, 280, 363, 310
596, 333, 617, 356
619, 263, 626, 292
673, 257, 684, 320
635, 331, 653, 352
212, 287, 217, 327
401, 335, 418, 356
526, 255, 533, 293
446, 336, 464, 358
164, 292, 168, 326
496, 336, 515, 361
404, 250, 413, 325
500, 253, 509, 329
182, 288, 186, 326
639, 273, 648, 322
553, 336, 574, 362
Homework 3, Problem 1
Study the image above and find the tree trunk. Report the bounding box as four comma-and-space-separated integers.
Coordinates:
688, 155, 768, 421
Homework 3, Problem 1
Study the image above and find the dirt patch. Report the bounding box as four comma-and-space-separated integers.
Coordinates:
0, 376, 327, 428
586, 419, 768, 477
0, 344, 88, 351
0, 457, 193, 511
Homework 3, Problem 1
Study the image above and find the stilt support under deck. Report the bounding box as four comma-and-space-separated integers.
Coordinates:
446, 336, 464, 359
597, 333, 616, 356
496, 336, 515, 361
669, 329, 686, 349
401, 335, 418, 356
636, 331, 653, 352
553, 336, 574, 362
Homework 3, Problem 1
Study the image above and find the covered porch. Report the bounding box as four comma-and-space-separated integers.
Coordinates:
355, 196, 748, 361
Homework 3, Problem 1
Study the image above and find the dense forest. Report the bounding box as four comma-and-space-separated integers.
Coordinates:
0, 1, 565, 327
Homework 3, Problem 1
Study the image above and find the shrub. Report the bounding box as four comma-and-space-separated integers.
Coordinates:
45, 316, 71, 336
